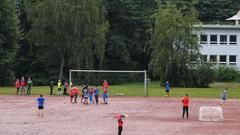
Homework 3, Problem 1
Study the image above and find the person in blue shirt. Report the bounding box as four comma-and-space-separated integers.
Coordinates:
220, 88, 228, 105
165, 81, 170, 97
94, 86, 99, 104
36, 95, 46, 117
83, 88, 88, 104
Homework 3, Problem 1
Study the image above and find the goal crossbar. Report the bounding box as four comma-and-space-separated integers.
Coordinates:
69, 69, 148, 96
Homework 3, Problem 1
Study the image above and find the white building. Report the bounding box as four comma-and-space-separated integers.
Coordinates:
195, 11, 240, 67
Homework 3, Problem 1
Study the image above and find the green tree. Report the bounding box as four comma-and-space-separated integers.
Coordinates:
24, 0, 108, 84
104, 0, 157, 70
0, 0, 19, 85
149, 4, 199, 86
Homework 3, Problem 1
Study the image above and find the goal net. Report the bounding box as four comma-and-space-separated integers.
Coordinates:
199, 106, 224, 121
69, 70, 148, 96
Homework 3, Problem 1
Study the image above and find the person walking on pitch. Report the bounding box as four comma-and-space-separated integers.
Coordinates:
220, 88, 228, 105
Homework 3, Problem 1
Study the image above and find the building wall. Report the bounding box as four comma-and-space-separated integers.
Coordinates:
198, 27, 240, 67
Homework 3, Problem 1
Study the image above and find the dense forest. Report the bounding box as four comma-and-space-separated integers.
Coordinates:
1, 0, 240, 86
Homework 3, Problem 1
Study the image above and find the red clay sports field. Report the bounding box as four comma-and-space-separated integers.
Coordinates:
0, 96, 239, 135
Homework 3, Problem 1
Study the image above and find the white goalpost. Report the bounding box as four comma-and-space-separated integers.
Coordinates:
69, 69, 148, 96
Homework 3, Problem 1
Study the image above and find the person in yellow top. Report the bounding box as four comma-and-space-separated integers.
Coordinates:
57, 80, 62, 95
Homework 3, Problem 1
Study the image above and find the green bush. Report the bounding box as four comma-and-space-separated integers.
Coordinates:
217, 66, 240, 82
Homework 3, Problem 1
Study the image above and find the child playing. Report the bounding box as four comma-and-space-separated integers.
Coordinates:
15, 79, 20, 95
118, 118, 124, 135
94, 86, 99, 104
103, 87, 109, 104
220, 88, 228, 105
69, 86, 74, 103
83, 88, 88, 104
74, 87, 79, 103
182, 94, 189, 119
36, 95, 46, 117
89, 88, 93, 104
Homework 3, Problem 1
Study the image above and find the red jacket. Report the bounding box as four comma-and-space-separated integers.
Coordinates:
69, 89, 74, 96
118, 119, 123, 127
182, 97, 189, 107
15, 81, 20, 88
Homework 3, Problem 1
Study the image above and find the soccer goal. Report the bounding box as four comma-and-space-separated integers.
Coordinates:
69, 70, 148, 96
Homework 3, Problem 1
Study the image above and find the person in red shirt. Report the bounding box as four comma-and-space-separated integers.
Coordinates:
182, 94, 189, 119
69, 86, 74, 103
74, 87, 79, 103
118, 118, 123, 135
15, 79, 20, 95
102, 80, 109, 89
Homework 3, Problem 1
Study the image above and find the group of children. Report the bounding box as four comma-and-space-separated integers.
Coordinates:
15, 77, 33, 95
69, 80, 109, 104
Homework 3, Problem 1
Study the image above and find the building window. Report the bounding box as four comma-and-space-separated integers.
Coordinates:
202, 55, 207, 62
210, 35, 217, 44
220, 35, 227, 45
229, 35, 237, 45
219, 55, 227, 65
200, 35, 208, 44
229, 55, 237, 65
210, 55, 217, 64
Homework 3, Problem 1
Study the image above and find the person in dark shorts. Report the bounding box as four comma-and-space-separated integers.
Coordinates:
182, 94, 189, 119
118, 118, 123, 135
94, 86, 99, 104
165, 80, 170, 97
36, 95, 46, 117
74, 86, 79, 103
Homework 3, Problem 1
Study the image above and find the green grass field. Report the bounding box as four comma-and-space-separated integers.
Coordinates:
0, 82, 240, 98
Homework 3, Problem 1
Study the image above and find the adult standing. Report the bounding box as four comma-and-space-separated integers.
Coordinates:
182, 94, 189, 119
26, 77, 33, 95
165, 80, 170, 97
49, 81, 54, 95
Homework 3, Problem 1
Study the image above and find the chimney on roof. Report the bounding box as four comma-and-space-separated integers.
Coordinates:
226, 10, 240, 25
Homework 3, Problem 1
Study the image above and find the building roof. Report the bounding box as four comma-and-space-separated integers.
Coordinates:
194, 24, 240, 29
226, 10, 240, 21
